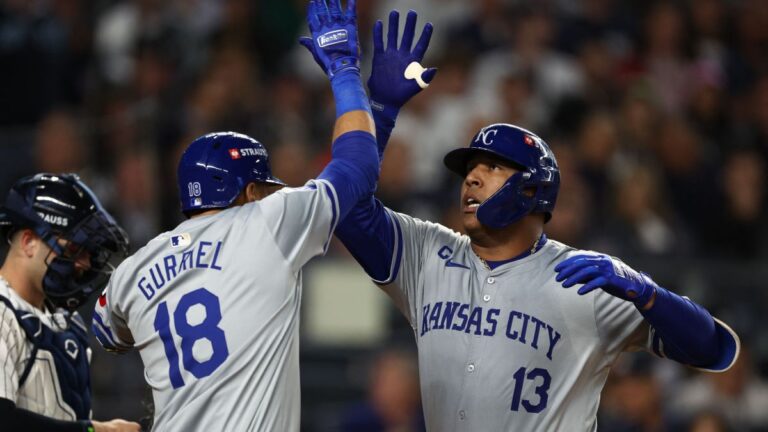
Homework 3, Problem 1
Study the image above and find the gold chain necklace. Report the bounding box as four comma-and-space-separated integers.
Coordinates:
476, 235, 542, 271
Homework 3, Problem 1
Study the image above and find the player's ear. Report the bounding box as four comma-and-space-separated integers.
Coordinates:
244, 182, 262, 203
18, 229, 40, 258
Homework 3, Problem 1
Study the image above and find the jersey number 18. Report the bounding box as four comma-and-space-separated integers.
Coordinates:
153, 288, 230, 389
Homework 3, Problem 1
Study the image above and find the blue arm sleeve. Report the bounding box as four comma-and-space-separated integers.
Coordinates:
332, 105, 400, 283
641, 287, 739, 371
371, 105, 398, 159
335, 196, 399, 283
317, 130, 379, 221
332, 71, 372, 119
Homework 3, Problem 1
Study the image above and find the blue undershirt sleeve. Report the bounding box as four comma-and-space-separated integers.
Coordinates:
317, 130, 378, 221
332, 103, 400, 283
641, 287, 739, 371
335, 197, 398, 283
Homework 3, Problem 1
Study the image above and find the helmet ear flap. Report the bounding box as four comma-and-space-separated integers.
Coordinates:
476, 172, 536, 229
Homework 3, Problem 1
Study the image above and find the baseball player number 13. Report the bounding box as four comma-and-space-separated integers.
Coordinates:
153, 288, 230, 389
510, 367, 551, 414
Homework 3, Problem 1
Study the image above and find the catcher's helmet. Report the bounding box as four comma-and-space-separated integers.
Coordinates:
443, 123, 560, 228
177, 132, 285, 214
0, 173, 129, 310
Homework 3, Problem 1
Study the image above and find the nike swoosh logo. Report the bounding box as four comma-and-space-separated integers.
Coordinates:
446, 259, 470, 269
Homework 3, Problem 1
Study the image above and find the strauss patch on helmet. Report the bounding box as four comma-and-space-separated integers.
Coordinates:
38, 212, 68, 227
317, 29, 348, 47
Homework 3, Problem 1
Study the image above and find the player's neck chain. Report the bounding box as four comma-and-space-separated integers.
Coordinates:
477, 234, 547, 271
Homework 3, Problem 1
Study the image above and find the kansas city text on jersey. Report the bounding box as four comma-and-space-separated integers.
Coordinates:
137, 240, 224, 300
420, 301, 562, 361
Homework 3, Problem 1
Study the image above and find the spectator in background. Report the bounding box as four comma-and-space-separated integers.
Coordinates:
545, 143, 593, 248
340, 349, 425, 432
0, 0, 75, 126
597, 165, 685, 258
575, 111, 620, 218
35, 110, 87, 174
709, 150, 768, 259
687, 412, 728, 432
672, 348, 768, 431
470, 4, 583, 124
653, 117, 718, 245
576, 36, 622, 108
598, 353, 678, 432
33, 110, 117, 216
113, 151, 160, 250
635, 2, 694, 115
445, 0, 511, 56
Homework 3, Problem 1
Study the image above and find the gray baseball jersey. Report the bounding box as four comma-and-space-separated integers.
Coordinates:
380, 210, 656, 432
92, 179, 339, 432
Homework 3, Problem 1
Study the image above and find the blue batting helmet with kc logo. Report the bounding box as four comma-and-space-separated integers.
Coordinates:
177, 132, 286, 214
443, 123, 560, 228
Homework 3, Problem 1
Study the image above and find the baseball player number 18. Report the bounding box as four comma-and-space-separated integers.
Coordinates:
153, 288, 229, 389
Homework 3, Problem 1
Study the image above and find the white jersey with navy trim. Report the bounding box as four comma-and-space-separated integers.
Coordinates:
0, 279, 90, 420
379, 210, 657, 432
93, 179, 339, 432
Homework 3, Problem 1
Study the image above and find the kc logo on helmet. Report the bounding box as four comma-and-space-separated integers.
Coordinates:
475, 127, 499, 146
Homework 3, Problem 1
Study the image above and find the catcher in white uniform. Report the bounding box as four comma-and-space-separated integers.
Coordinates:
0, 173, 138, 432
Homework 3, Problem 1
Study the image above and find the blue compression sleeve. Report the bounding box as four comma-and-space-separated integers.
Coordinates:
641, 287, 736, 369
336, 197, 398, 283
332, 71, 372, 119
318, 131, 378, 219
371, 106, 397, 159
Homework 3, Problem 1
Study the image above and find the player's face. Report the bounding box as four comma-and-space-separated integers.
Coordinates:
39, 237, 93, 279
461, 154, 519, 232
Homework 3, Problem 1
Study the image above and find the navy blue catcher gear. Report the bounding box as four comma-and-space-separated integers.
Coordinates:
0, 173, 129, 310
177, 132, 286, 213
443, 123, 560, 228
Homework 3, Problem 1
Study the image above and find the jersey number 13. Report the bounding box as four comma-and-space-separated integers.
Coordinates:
153, 288, 230, 389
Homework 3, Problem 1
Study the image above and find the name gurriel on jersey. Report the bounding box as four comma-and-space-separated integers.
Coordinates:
137, 240, 224, 301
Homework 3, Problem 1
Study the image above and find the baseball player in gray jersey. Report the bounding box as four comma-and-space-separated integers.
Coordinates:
92, 1, 381, 430
334, 11, 741, 431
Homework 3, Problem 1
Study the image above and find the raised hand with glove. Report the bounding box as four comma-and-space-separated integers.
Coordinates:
366, 10, 436, 157
555, 254, 657, 309
555, 253, 738, 370
300, 0, 370, 120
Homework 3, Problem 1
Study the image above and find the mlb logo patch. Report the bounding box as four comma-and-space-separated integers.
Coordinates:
229, 148, 241, 159
170, 233, 192, 248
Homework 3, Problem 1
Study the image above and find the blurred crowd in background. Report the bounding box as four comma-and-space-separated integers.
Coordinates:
2, 0, 768, 430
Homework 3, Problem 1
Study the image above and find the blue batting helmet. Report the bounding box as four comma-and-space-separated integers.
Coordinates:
177, 132, 285, 213
0, 173, 129, 310
443, 123, 560, 228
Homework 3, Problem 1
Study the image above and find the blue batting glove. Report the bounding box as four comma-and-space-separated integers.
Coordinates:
554, 254, 657, 307
368, 10, 437, 117
299, 0, 360, 79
